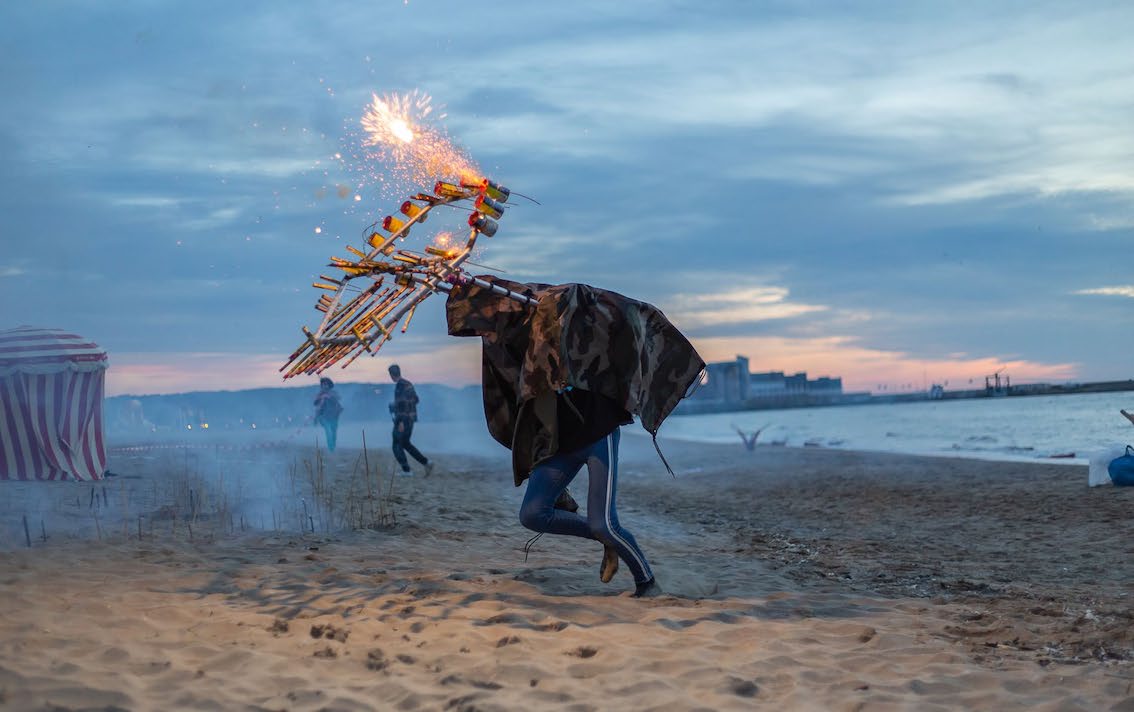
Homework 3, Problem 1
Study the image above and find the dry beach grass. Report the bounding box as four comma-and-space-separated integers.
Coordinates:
1, 431, 1132, 710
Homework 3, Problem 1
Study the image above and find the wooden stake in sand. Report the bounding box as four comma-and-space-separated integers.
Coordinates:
40, 518, 47, 543
22, 514, 31, 548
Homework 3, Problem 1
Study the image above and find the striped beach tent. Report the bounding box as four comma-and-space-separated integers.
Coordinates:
0, 326, 108, 481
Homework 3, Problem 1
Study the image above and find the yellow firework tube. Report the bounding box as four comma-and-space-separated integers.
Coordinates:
474, 194, 504, 219
383, 215, 408, 234
484, 179, 510, 202
400, 304, 418, 334
433, 181, 470, 198
400, 200, 427, 221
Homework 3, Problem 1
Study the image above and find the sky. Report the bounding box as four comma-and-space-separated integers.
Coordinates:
1, 1, 1131, 397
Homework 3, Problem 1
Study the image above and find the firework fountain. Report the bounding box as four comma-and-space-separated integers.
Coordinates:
281, 93, 534, 378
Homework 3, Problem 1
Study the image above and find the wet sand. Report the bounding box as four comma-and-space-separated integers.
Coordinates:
1, 433, 1132, 710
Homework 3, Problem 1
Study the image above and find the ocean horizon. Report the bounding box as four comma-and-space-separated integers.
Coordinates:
654, 391, 1134, 465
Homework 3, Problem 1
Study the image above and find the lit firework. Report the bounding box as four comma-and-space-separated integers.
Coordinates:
282, 93, 527, 379
360, 91, 480, 188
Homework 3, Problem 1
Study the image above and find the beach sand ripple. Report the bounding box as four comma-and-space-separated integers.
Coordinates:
1, 436, 1131, 710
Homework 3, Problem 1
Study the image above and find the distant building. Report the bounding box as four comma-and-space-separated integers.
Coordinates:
694, 356, 843, 404
702, 357, 749, 402
748, 370, 786, 396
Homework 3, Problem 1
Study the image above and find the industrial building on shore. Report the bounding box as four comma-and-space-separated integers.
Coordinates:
683, 356, 857, 413
679, 355, 1134, 415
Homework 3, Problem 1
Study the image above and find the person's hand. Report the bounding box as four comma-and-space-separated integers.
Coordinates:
396, 421, 405, 433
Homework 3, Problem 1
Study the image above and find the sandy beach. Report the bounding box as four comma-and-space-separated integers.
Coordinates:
2, 432, 1132, 711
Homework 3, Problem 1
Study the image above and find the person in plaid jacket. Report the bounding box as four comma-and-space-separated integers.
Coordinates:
388, 364, 432, 476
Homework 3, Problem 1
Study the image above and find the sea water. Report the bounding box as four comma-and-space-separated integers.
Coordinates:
655, 392, 1134, 464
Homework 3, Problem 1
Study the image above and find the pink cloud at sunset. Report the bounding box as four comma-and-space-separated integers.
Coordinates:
106, 334, 1080, 399
105, 342, 483, 397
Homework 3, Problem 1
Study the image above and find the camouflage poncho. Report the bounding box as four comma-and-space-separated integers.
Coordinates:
446, 276, 705, 485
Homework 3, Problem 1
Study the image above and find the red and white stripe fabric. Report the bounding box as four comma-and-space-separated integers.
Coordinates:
0, 327, 108, 481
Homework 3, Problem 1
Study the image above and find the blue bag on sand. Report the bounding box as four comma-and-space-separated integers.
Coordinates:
1108, 446, 1134, 486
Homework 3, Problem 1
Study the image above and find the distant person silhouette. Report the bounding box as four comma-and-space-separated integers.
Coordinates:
388, 364, 432, 476
313, 377, 342, 451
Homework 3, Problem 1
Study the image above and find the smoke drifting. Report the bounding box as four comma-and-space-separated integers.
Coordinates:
1, 383, 505, 550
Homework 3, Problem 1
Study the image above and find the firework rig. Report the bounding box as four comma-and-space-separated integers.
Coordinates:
281, 176, 535, 378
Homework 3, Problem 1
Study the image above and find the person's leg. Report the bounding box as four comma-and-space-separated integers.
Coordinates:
324, 419, 338, 451
584, 428, 655, 586
392, 420, 410, 471
399, 420, 429, 466
519, 450, 593, 539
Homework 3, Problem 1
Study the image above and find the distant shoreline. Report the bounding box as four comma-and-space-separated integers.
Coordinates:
678, 378, 1134, 416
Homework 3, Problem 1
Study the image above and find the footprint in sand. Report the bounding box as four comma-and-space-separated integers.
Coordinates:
365, 649, 387, 671
268, 618, 289, 635
721, 676, 759, 698
309, 623, 349, 642
568, 646, 598, 658
440, 674, 502, 690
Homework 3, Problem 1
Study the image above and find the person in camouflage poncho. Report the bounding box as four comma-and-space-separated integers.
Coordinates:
447, 276, 704, 597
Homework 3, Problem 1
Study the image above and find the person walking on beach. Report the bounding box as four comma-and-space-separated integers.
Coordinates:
445, 276, 704, 598
313, 377, 343, 452
388, 364, 432, 476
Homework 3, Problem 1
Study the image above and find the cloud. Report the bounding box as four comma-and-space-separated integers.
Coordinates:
0, 266, 25, 278
668, 285, 828, 327
105, 341, 483, 397
4, 2, 1132, 396
1074, 286, 1134, 299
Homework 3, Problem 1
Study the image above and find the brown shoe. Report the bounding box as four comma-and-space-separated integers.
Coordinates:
600, 544, 619, 583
